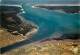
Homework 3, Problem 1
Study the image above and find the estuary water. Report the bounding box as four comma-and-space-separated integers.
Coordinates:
21, 4, 80, 41
1, 4, 80, 53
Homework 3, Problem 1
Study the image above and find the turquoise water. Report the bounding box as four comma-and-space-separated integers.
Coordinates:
21, 4, 80, 41
1, 4, 80, 53
1, 0, 80, 53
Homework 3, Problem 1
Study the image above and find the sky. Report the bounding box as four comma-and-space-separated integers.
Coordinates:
1, 0, 79, 4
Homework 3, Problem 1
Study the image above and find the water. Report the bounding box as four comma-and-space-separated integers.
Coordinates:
21, 4, 80, 41
1, 4, 80, 53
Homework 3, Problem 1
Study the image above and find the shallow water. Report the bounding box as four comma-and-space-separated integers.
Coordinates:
21, 4, 80, 41
1, 4, 80, 53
